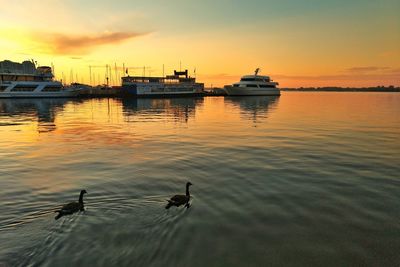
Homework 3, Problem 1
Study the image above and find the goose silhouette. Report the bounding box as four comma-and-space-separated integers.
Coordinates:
165, 182, 192, 209
55, 190, 87, 220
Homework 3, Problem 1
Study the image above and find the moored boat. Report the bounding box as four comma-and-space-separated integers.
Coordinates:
120, 70, 204, 97
224, 68, 280, 96
0, 60, 79, 98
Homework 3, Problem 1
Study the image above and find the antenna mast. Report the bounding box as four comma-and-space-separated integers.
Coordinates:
89, 66, 92, 85
114, 63, 118, 86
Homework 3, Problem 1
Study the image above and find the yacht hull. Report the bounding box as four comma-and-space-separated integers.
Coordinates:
0, 82, 79, 98
224, 86, 280, 96
0, 90, 79, 98
121, 83, 204, 98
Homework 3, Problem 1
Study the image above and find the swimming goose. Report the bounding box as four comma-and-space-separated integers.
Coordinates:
165, 182, 192, 209
55, 190, 87, 220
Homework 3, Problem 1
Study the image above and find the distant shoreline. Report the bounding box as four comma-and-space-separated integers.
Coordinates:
205, 87, 400, 94
280, 87, 400, 92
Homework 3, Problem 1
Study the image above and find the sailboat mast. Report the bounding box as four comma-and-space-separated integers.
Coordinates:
114, 63, 118, 86
89, 66, 92, 85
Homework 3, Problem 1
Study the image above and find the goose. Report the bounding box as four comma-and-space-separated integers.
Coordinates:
165, 182, 192, 209
55, 190, 87, 220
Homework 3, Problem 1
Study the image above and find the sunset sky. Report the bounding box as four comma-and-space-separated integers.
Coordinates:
0, 0, 399, 87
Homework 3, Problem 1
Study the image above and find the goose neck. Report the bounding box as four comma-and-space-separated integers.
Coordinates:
79, 192, 84, 203
186, 185, 190, 196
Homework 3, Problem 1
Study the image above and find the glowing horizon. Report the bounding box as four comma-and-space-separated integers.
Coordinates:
1, 0, 399, 87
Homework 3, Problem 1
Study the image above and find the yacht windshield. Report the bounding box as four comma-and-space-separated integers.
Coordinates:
240, 78, 269, 82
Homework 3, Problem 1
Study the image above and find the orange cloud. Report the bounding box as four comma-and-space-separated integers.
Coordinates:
31, 31, 148, 55
344, 66, 391, 73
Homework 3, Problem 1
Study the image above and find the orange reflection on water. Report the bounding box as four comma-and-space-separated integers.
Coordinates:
1, 93, 399, 194
275, 92, 400, 127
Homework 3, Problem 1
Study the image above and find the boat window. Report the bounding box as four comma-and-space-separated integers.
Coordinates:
16, 76, 35, 82
246, 84, 258, 87
164, 87, 193, 92
233, 84, 239, 87
151, 87, 164, 92
149, 78, 161, 83
0, 85, 7, 92
123, 77, 152, 83
14, 84, 37, 88
11, 86, 37, 92
240, 78, 268, 82
1, 75, 14, 81
42, 86, 62, 92
259, 84, 275, 88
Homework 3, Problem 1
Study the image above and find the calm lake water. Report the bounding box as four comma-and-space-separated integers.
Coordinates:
0, 92, 399, 266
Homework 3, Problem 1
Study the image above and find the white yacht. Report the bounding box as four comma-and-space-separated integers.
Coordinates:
0, 60, 79, 98
224, 69, 280, 96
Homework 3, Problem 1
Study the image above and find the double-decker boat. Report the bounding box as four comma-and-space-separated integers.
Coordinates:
224, 68, 280, 96
120, 70, 204, 97
0, 60, 79, 98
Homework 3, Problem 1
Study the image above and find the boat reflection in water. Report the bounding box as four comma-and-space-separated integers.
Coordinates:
224, 95, 280, 123
0, 98, 81, 133
120, 97, 204, 123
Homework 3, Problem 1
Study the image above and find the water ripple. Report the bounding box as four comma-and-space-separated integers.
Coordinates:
0, 94, 399, 266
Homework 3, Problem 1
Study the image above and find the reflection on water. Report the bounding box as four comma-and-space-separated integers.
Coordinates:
121, 97, 204, 123
0, 96, 275, 130
0, 93, 399, 267
0, 98, 82, 133
225, 96, 280, 123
